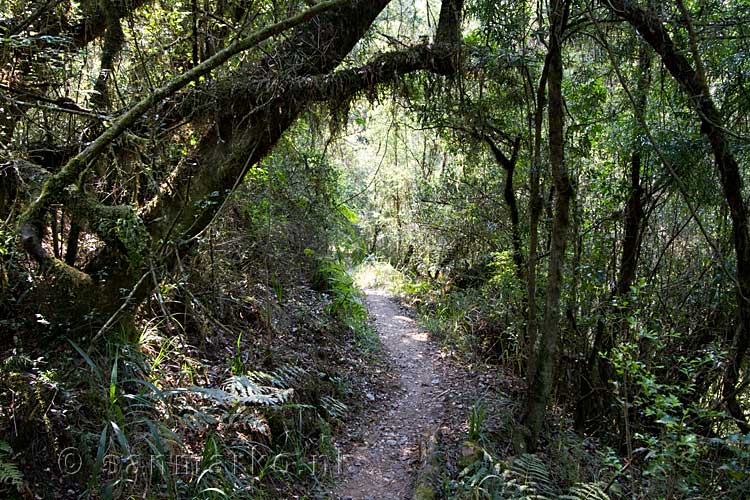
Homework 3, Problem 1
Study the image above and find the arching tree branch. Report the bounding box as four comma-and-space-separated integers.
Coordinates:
19, 0, 351, 266
17, 0, 467, 330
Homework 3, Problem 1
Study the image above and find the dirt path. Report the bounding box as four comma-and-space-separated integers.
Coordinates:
329, 289, 512, 500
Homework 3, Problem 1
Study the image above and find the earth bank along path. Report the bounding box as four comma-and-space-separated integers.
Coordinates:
329, 289, 512, 500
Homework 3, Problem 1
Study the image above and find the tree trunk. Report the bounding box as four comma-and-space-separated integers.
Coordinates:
525, 53, 550, 385
525, 0, 571, 451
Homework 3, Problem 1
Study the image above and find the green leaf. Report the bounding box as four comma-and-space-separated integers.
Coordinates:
68, 339, 103, 381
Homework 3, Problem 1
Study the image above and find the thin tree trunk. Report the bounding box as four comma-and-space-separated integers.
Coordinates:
64, 223, 81, 266
525, 0, 571, 451
618, 45, 650, 298
525, 53, 550, 385
485, 136, 524, 281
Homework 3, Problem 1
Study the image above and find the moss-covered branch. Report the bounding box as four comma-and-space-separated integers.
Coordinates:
286, 42, 462, 103
141, 0, 394, 244
141, 0, 463, 248
17, 0, 349, 264
64, 188, 149, 269
15, 0, 466, 331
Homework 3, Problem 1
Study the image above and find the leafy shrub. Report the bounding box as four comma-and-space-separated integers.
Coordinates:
318, 256, 379, 352
609, 327, 750, 498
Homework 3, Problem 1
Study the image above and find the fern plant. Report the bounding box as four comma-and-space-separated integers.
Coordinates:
319, 394, 348, 420
189, 375, 294, 406
560, 483, 611, 500
457, 452, 611, 500
0, 440, 22, 492
503, 453, 557, 498
254, 365, 308, 388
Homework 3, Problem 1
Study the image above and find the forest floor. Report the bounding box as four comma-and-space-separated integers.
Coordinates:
328, 289, 518, 499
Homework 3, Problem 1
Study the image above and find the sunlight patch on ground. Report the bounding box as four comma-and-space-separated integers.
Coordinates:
353, 260, 407, 293
392, 315, 414, 323
400, 330, 429, 343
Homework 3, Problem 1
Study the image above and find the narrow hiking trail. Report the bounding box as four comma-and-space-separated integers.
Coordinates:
329, 289, 515, 500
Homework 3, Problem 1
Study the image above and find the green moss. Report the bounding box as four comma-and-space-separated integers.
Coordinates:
458, 440, 482, 469
110, 213, 149, 270
38, 157, 83, 204
413, 484, 436, 500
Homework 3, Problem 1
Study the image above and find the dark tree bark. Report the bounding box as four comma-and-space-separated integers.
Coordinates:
64, 224, 81, 266
605, 0, 750, 435
525, 0, 571, 451
90, 0, 125, 110
524, 53, 550, 386
485, 136, 525, 282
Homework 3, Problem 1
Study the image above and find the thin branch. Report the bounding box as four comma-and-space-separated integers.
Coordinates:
12, 100, 110, 120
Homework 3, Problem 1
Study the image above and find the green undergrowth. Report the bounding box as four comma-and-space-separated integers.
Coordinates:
449, 397, 749, 499
448, 401, 619, 500
0, 117, 380, 498
353, 259, 750, 498
317, 256, 380, 353
0, 258, 374, 499
453, 448, 613, 500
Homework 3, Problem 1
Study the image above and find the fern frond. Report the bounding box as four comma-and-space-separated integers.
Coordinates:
505, 453, 555, 496
560, 482, 610, 500
320, 395, 348, 418
225, 375, 293, 404
272, 365, 308, 387
0, 461, 22, 490
246, 365, 307, 389
0, 440, 23, 491
190, 375, 293, 406
227, 411, 271, 436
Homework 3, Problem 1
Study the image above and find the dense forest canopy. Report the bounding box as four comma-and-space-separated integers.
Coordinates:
2, 0, 750, 497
